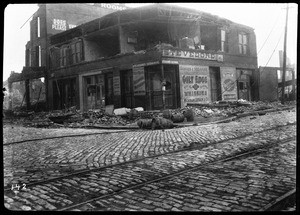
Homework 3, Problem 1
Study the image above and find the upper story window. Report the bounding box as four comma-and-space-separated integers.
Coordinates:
221, 30, 228, 52
60, 47, 68, 67
35, 46, 41, 67
71, 41, 83, 64
58, 40, 83, 68
238, 32, 248, 55
37, 17, 40, 38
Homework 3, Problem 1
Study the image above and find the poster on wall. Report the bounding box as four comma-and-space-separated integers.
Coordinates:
220, 67, 238, 101
133, 66, 146, 96
113, 76, 121, 96
179, 65, 210, 106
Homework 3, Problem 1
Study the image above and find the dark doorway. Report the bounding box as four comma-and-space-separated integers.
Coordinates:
53, 78, 76, 110
120, 70, 133, 108
209, 67, 222, 101
147, 64, 179, 110
104, 72, 114, 105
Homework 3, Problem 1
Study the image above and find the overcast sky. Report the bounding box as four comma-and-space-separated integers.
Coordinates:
3, 3, 298, 81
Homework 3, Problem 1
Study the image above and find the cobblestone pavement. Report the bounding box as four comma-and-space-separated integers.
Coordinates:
3, 125, 128, 144
4, 123, 296, 211
3, 110, 296, 188
77, 140, 295, 212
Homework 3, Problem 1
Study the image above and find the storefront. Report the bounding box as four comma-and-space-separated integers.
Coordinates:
74, 49, 255, 111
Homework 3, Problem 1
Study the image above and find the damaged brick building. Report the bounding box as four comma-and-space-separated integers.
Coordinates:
8, 3, 259, 111
7, 3, 128, 110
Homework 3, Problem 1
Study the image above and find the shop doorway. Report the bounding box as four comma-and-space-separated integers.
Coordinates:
209, 67, 222, 101
147, 65, 179, 110
120, 70, 133, 108
104, 73, 114, 106
53, 78, 76, 110
238, 74, 251, 101
84, 74, 105, 110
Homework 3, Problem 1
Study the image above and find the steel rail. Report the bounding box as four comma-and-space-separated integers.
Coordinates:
260, 189, 296, 211
58, 136, 296, 211
3, 123, 295, 192
4, 124, 295, 198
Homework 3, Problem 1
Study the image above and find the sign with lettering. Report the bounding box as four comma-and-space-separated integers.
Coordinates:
133, 61, 159, 68
133, 66, 146, 96
113, 76, 121, 96
220, 67, 238, 101
162, 60, 179, 64
52, 19, 67, 31
52, 19, 77, 31
179, 65, 210, 106
86, 3, 128, 10
162, 49, 223, 62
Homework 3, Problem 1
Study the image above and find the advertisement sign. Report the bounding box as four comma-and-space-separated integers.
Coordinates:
162, 49, 223, 62
179, 65, 210, 106
113, 76, 121, 96
220, 67, 238, 101
133, 66, 146, 96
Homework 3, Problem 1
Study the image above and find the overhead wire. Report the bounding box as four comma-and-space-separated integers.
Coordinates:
257, 10, 283, 55
251, 28, 285, 88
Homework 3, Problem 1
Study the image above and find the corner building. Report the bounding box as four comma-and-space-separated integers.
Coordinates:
47, 4, 259, 111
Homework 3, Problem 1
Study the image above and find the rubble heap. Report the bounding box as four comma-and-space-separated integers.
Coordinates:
3, 101, 295, 128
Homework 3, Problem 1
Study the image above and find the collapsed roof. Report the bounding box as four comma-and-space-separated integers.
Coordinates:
50, 3, 253, 46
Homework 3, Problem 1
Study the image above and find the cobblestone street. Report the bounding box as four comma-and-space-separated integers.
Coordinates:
3, 109, 297, 211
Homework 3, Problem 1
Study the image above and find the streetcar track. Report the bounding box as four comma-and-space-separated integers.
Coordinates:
3, 116, 295, 146
3, 129, 137, 146
57, 137, 295, 211
4, 123, 295, 193
260, 188, 296, 211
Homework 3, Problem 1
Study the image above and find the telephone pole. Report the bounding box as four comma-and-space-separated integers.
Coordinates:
281, 4, 289, 104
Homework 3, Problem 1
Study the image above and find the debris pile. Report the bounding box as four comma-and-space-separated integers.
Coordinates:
3, 100, 295, 128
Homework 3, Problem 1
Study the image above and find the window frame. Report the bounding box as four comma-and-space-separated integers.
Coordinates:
221, 29, 228, 52
37, 16, 40, 38
238, 32, 248, 55
59, 40, 83, 67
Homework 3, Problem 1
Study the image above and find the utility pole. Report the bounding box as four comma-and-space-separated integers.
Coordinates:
281, 4, 289, 104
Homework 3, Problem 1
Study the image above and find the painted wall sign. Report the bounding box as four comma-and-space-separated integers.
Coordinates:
133, 61, 159, 68
162, 49, 224, 62
179, 65, 210, 106
162, 60, 179, 64
86, 3, 128, 10
52, 19, 67, 31
220, 67, 238, 101
133, 66, 146, 96
113, 76, 121, 96
52, 19, 77, 31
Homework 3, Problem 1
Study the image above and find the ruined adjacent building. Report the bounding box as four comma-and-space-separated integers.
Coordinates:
8, 3, 260, 111
7, 3, 128, 109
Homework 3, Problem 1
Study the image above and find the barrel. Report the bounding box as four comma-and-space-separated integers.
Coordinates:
171, 113, 185, 123
137, 119, 152, 129
184, 109, 194, 122
162, 109, 172, 119
151, 117, 174, 130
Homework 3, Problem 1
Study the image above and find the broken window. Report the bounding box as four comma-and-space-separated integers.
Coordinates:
238, 33, 248, 55
35, 46, 41, 67
37, 17, 40, 38
221, 29, 228, 52
60, 47, 68, 67
70, 41, 83, 64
